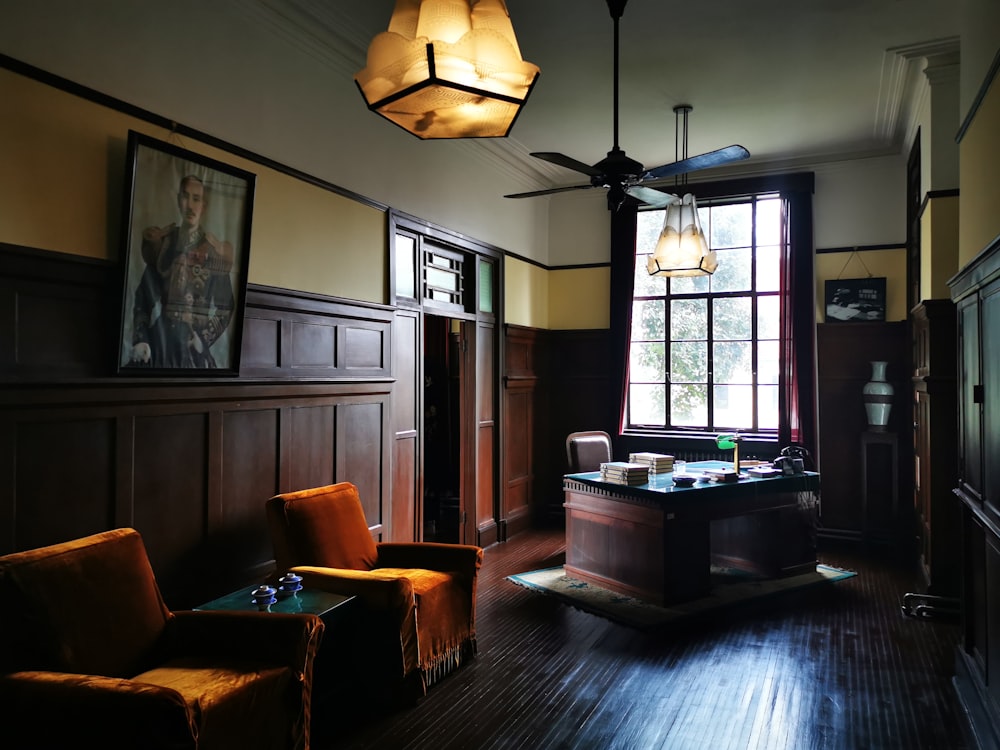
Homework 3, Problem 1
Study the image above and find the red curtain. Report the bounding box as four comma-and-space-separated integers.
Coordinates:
778, 189, 818, 465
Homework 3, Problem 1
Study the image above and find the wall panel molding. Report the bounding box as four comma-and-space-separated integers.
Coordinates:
0, 244, 396, 609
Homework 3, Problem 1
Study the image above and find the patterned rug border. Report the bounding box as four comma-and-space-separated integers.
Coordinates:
506, 564, 857, 631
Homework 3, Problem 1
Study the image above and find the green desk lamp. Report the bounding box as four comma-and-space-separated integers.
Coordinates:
716, 433, 742, 470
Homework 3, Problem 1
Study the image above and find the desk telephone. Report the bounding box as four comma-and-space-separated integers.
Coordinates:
774, 445, 809, 475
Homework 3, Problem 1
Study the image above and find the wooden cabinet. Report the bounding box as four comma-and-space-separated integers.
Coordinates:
950, 242, 1000, 748
910, 300, 959, 596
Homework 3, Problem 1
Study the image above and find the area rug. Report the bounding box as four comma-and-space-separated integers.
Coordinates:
506, 564, 856, 631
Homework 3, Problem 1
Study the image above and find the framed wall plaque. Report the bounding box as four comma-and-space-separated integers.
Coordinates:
824, 277, 886, 323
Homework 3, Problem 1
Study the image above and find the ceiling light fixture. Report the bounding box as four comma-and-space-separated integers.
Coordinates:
355, 0, 540, 139
646, 105, 718, 277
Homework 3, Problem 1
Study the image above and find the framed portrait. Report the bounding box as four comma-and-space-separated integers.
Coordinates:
116, 131, 255, 375
824, 277, 887, 323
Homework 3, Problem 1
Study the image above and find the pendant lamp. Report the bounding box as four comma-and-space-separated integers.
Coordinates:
355, 0, 540, 139
647, 105, 717, 277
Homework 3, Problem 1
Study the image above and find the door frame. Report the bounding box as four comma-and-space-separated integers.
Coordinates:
388, 210, 504, 547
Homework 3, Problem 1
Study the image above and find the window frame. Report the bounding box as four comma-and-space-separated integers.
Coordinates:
626, 191, 784, 438
610, 172, 816, 458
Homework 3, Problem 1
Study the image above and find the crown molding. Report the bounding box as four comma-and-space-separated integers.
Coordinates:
876, 37, 960, 145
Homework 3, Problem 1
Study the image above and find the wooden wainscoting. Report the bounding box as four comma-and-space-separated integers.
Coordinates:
503, 326, 613, 528
0, 244, 396, 609
503, 325, 545, 536
546, 328, 614, 520
816, 321, 911, 542
0, 381, 391, 608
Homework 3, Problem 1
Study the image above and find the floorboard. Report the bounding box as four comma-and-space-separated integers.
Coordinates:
313, 529, 970, 750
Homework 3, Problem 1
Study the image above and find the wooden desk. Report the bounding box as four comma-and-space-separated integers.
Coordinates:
563, 461, 820, 605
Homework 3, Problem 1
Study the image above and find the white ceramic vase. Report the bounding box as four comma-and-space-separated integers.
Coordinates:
862, 360, 894, 432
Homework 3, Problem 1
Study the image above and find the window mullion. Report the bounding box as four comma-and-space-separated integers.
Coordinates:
706, 294, 714, 429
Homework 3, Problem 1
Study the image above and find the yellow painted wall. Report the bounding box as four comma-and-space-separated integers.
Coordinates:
815, 249, 908, 322
504, 257, 549, 329
0, 68, 386, 304
920, 195, 960, 300
960, 76, 1000, 266
505, 261, 611, 331
548, 267, 611, 330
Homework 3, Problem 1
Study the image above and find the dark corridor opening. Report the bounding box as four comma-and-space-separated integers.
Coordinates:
424, 315, 461, 543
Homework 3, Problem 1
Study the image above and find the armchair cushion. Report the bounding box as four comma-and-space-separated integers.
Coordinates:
0, 670, 199, 749
133, 661, 297, 749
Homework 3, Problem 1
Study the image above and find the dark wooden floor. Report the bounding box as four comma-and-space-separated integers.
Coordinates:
313, 529, 971, 750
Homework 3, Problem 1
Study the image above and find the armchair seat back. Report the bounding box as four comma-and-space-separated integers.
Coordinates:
0, 528, 170, 678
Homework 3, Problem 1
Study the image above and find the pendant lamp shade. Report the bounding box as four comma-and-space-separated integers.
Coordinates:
355, 0, 540, 139
646, 193, 718, 277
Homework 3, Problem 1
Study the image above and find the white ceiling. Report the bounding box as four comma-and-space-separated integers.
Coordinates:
254, 0, 960, 192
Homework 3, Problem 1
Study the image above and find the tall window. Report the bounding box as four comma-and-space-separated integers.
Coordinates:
627, 192, 786, 435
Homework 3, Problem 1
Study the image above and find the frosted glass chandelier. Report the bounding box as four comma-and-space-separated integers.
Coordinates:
647, 106, 717, 277
355, 0, 540, 139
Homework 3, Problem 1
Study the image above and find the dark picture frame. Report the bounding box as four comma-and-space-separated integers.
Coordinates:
117, 131, 255, 375
824, 277, 887, 323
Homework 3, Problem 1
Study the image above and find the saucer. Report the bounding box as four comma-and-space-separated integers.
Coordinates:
276, 583, 302, 599
672, 474, 697, 487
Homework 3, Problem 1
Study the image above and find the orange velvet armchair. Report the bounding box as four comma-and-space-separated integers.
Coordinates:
0, 528, 324, 750
266, 482, 483, 700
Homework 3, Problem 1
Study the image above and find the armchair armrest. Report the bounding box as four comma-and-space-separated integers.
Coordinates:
292, 566, 415, 611
168, 610, 323, 671
292, 566, 423, 683
376, 542, 483, 579
0, 670, 197, 749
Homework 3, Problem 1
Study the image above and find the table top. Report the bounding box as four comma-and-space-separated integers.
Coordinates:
195, 584, 354, 617
565, 460, 819, 503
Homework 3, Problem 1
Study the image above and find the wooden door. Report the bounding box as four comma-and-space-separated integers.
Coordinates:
460, 319, 499, 547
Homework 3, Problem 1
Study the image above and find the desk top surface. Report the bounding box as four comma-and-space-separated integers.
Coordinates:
565, 460, 819, 503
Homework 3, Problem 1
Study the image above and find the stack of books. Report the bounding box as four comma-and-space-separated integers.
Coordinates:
599, 461, 650, 485
628, 452, 674, 474
703, 468, 740, 483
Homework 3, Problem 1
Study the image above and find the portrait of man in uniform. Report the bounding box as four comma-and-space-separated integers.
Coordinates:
118, 132, 255, 374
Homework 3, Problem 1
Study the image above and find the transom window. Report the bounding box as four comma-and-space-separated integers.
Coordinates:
627, 192, 785, 434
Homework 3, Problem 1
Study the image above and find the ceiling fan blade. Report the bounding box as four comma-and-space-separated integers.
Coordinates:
505, 183, 596, 199
642, 145, 750, 182
531, 152, 605, 178
626, 186, 678, 208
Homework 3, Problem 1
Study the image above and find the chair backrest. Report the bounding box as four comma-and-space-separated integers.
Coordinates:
0, 528, 171, 678
566, 430, 613, 473
266, 482, 379, 573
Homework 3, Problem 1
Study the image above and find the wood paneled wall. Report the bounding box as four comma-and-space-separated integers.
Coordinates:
503, 325, 544, 535
503, 325, 613, 527
0, 244, 393, 609
815, 321, 911, 540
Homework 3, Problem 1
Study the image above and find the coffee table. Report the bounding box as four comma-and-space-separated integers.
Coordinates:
196, 584, 355, 620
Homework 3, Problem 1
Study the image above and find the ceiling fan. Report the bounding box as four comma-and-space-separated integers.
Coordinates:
504, 0, 750, 209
